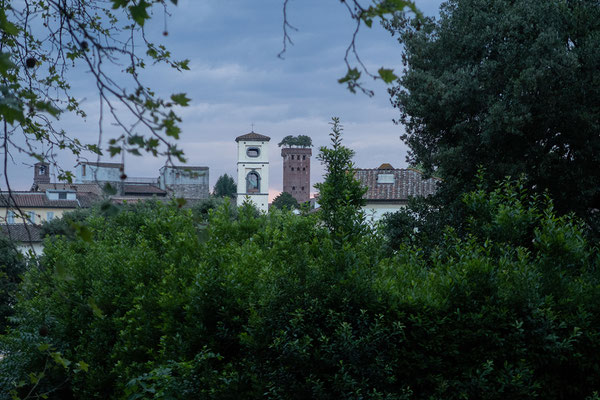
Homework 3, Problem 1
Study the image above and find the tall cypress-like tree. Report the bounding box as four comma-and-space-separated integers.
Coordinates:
389, 0, 600, 222
213, 174, 237, 198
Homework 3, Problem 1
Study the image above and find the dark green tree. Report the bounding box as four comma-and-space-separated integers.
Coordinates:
0, 235, 26, 333
39, 208, 92, 240
271, 192, 299, 210
213, 174, 236, 198
278, 135, 297, 147
278, 135, 313, 148
314, 117, 366, 242
388, 0, 600, 224
296, 135, 313, 148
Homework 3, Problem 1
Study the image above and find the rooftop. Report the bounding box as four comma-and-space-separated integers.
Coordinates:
0, 192, 80, 208
235, 132, 271, 142
0, 224, 42, 243
81, 161, 123, 169
355, 167, 441, 202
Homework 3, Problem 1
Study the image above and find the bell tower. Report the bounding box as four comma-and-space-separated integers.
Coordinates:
34, 162, 50, 185
236, 131, 270, 212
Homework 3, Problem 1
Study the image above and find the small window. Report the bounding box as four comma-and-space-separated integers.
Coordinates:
246, 147, 260, 157
82, 165, 86, 176
27, 211, 35, 224
303, 155, 306, 160
39, 166, 46, 175
302, 167, 306, 171
301, 186, 304, 191
176, 172, 180, 179
6, 211, 14, 224
291, 167, 294, 171
292, 186, 296, 191
58, 192, 67, 200
291, 155, 294, 160
47, 212, 54, 221
377, 173, 395, 184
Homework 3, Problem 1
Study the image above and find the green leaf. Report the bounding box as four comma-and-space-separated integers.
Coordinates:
35, 101, 62, 117
0, 53, 16, 76
71, 222, 93, 242
50, 352, 71, 369
170, 93, 190, 106
37, 343, 50, 352
76, 361, 89, 372
109, 145, 122, 157
378, 67, 398, 83
0, 10, 19, 36
55, 262, 74, 281
111, 0, 129, 9
129, 0, 150, 26
88, 297, 105, 319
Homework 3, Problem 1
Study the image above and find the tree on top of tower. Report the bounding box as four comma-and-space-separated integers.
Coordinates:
278, 135, 313, 148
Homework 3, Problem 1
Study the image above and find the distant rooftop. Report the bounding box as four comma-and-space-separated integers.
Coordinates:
82, 161, 123, 168
0, 224, 42, 243
159, 165, 209, 171
355, 167, 441, 202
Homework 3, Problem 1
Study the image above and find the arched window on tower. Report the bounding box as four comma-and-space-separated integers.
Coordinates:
246, 171, 260, 193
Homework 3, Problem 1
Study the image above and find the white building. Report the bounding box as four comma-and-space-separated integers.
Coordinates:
75, 161, 123, 183
236, 132, 270, 213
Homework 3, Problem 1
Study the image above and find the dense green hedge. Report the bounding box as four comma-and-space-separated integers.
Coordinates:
1, 182, 600, 399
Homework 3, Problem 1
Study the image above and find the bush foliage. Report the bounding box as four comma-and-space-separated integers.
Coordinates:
1, 175, 599, 399
2, 127, 600, 399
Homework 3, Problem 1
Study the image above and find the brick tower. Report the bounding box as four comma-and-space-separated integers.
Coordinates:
281, 147, 311, 204
33, 162, 50, 185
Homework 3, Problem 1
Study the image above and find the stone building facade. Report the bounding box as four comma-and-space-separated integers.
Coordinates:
281, 147, 311, 204
159, 166, 210, 200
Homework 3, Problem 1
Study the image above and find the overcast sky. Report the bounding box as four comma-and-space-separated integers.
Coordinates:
3, 0, 444, 199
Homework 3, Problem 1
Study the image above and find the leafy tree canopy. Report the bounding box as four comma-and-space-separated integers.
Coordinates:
271, 191, 299, 210
213, 174, 236, 198
0, 234, 27, 334
0, 0, 190, 184
4, 175, 600, 399
388, 0, 600, 223
277, 134, 313, 148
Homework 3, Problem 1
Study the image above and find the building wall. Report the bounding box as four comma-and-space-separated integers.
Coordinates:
16, 242, 44, 256
362, 202, 407, 223
159, 167, 209, 199
281, 147, 311, 204
76, 164, 122, 183
1, 207, 74, 224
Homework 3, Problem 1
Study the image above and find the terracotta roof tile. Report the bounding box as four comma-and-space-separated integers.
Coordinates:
0, 224, 42, 243
355, 168, 441, 201
34, 182, 104, 195
0, 192, 80, 208
123, 185, 167, 195
235, 132, 271, 142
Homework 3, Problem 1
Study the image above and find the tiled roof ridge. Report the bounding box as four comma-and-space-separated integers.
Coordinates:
355, 167, 443, 181
80, 161, 123, 168
235, 132, 271, 142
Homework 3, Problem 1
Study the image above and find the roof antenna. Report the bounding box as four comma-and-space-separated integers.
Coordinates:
251, 123, 255, 133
